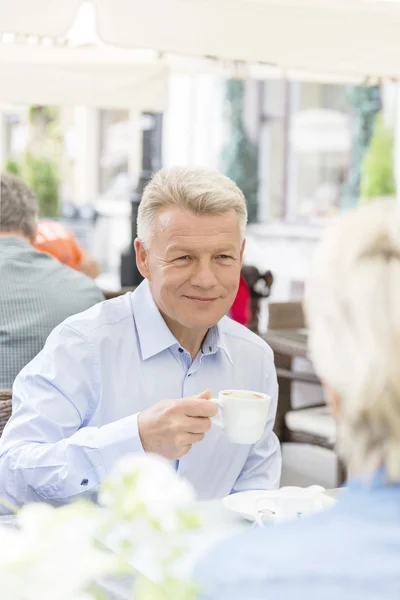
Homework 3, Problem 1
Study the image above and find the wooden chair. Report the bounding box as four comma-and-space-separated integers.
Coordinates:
102, 287, 136, 301
267, 303, 345, 485
268, 301, 304, 330
0, 389, 12, 438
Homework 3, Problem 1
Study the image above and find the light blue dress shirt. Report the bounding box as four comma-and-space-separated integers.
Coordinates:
0, 280, 280, 509
195, 470, 400, 600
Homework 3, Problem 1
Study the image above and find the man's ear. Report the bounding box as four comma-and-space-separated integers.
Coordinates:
134, 238, 151, 280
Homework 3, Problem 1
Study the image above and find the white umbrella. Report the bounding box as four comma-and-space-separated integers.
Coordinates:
3, 1, 400, 81
0, 42, 169, 109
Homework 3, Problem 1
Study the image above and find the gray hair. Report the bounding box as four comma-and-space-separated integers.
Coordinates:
305, 198, 400, 482
0, 173, 37, 238
137, 167, 248, 248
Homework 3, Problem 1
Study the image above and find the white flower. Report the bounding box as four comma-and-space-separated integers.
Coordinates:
99, 454, 200, 583
100, 454, 197, 532
0, 454, 200, 599
0, 502, 118, 600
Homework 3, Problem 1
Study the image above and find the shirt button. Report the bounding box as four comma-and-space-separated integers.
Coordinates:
178, 348, 184, 353
81, 478, 89, 486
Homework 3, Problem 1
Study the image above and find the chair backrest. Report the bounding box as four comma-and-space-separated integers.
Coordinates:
268, 302, 304, 330
0, 389, 12, 438
102, 287, 136, 301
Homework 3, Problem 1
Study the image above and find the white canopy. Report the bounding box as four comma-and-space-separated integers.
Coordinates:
0, 43, 168, 109
2, 1, 400, 82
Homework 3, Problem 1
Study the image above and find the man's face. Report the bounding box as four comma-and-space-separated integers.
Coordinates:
135, 206, 245, 332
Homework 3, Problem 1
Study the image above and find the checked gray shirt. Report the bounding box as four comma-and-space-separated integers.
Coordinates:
0, 236, 104, 388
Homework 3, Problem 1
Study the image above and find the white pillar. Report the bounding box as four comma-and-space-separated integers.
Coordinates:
163, 75, 193, 167
285, 82, 300, 223
0, 108, 7, 170
73, 106, 99, 205
163, 74, 224, 169
127, 110, 142, 186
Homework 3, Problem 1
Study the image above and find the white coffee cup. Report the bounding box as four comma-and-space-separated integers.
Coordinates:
210, 389, 271, 444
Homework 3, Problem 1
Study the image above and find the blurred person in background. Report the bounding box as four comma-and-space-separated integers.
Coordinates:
196, 198, 400, 600
34, 219, 101, 279
229, 268, 274, 329
228, 272, 251, 326
242, 266, 274, 332
0, 173, 104, 388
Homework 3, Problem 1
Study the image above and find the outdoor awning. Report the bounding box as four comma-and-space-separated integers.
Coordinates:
0, 43, 169, 109
2, 1, 400, 82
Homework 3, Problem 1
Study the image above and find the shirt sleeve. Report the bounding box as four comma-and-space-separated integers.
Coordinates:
231, 346, 282, 493
0, 324, 144, 511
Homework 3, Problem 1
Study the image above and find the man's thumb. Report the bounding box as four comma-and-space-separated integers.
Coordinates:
197, 389, 212, 400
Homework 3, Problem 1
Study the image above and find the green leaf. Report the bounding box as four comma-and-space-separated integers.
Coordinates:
4, 158, 21, 176
360, 112, 396, 201
344, 85, 382, 204
135, 575, 198, 600
89, 584, 108, 600
178, 511, 202, 530
24, 153, 60, 217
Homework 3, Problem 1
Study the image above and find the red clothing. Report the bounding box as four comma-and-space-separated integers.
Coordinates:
230, 274, 251, 327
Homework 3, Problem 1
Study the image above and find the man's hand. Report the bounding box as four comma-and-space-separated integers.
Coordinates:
138, 390, 217, 460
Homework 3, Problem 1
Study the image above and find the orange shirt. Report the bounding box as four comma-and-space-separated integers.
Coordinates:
33, 220, 84, 270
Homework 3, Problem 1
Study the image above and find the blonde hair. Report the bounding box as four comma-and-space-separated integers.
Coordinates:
305, 198, 400, 482
137, 166, 248, 247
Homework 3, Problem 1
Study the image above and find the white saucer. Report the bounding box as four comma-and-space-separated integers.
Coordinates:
223, 486, 336, 524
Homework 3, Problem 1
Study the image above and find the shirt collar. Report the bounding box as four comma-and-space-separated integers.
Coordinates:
130, 280, 178, 360
201, 325, 233, 364
130, 279, 233, 364
0, 235, 31, 249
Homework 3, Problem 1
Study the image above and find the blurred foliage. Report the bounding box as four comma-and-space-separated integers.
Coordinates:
29, 105, 59, 125
3, 106, 61, 217
24, 152, 60, 217
360, 112, 396, 202
344, 85, 381, 203
4, 158, 21, 176
3, 153, 60, 218
220, 80, 259, 223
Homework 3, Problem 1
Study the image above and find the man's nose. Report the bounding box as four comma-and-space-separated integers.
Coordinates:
191, 261, 218, 288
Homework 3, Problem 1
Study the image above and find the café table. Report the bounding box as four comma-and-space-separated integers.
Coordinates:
0, 490, 339, 600
0, 499, 248, 600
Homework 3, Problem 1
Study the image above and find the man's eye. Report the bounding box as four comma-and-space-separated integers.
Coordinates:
176, 255, 190, 261
217, 255, 233, 260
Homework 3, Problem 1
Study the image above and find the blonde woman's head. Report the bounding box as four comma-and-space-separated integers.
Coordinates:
305, 198, 400, 481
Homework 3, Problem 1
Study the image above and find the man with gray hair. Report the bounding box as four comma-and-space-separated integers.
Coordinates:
0, 173, 104, 388
0, 167, 281, 508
